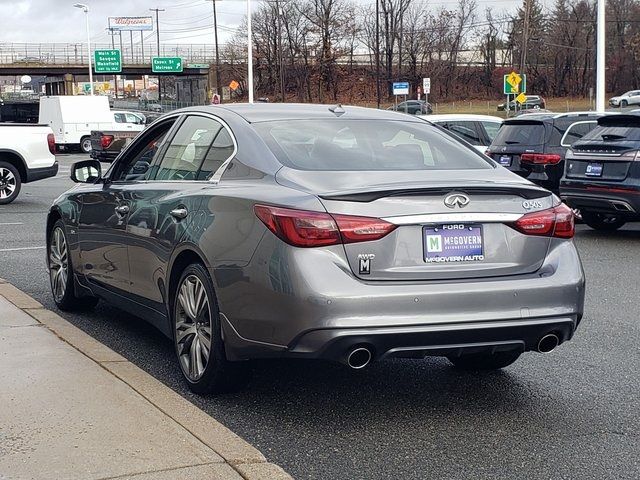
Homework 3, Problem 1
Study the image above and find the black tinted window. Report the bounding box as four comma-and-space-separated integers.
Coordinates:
445, 121, 482, 145
492, 122, 546, 146
581, 124, 640, 142
198, 127, 235, 180
562, 122, 597, 146
254, 120, 492, 171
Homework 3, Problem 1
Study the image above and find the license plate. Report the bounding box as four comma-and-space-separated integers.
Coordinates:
585, 162, 603, 177
498, 155, 512, 167
424, 225, 484, 263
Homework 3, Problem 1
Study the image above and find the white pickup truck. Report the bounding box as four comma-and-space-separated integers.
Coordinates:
0, 124, 58, 204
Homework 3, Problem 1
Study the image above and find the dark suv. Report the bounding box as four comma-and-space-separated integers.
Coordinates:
561, 114, 640, 231
486, 112, 602, 192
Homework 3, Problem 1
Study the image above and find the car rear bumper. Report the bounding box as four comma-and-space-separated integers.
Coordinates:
90, 150, 119, 162
25, 161, 58, 183
216, 237, 586, 362
560, 185, 640, 216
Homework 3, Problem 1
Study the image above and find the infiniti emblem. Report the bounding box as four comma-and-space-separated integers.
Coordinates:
444, 193, 470, 209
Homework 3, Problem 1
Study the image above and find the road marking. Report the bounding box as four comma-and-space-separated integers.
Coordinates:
0, 223, 24, 226
0, 246, 45, 252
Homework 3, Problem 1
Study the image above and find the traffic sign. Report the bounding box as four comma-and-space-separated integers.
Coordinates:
83, 83, 91, 93
152, 57, 183, 73
392, 82, 410, 95
229, 80, 240, 91
187, 63, 210, 69
503, 73, 526, 94
94, 49, 122, 73
515, 92, 528, 104
422, 77, 431, 94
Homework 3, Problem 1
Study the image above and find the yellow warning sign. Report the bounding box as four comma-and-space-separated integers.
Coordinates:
515, 92, 527, 104
507, 71, 522, 89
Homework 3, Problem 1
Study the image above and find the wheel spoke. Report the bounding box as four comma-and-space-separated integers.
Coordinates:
175, 321, 196, 345
189, 337, 198, 378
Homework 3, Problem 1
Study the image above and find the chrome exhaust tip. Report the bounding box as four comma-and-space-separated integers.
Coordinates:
346, 347, 372, 369
537, 333, 560, 353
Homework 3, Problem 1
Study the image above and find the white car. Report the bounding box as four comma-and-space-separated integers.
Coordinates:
418, 114, 502, 153
112, 110, 146, 126
609, 90, 640, 108
0, 124, 57, 204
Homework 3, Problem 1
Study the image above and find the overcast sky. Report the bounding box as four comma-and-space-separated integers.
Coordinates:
0, 0, 533, 47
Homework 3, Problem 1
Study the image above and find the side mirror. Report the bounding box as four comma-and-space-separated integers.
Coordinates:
71, 160, 102, 183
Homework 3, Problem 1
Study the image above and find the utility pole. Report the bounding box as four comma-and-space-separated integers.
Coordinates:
108, 28, 118, 98
276, 0, 285, 102
375, 0, 380, 109
520, 0, 531, 74
247, 0, 254, 103
150, 8, 165, 101
596, 0, 605, 112
206, 0, 222, 97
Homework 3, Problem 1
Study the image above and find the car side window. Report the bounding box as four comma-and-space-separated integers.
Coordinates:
126, 113, 141, 124
154, 116, 222, 181
481, 121, 501, 142
447, 121, 483, 145
561, 121, 596, 147
114, 113, 126, 123
111, 120, 176, 182
198, 126, 235, 180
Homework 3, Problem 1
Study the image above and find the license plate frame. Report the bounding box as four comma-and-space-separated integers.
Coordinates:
585, 162, 603, 177
498, 155, 512, 167
423, 224, 485, 263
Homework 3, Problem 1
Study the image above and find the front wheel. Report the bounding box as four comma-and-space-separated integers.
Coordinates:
621, 100, 629, 108
581, 211, 626, 231
0, 161, 21, 204
173, 263, 250, 393
48, 220, 99, 311
448, 350, 521, 370
80, 136, 92, 153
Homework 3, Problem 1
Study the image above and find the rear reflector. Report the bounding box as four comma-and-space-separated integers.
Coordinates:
511, 203, 574, 239
47, 133, 56, 155
520, 153, 562, 165
254, 205, 396, 248
101, 135, 114, 149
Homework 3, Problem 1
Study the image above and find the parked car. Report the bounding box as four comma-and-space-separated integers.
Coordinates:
608, 90, 640, 108
497, 95, 546, 111
561, 114, 640, 231
47, 104, 585, 393
388, 100, 433, 115
486, 112, 603, 192
113, 110, 146, 126
0, 123, 57, 204
420, 114, 502, 153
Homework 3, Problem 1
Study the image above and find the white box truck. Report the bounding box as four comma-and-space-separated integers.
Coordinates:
39, 96, 143, 153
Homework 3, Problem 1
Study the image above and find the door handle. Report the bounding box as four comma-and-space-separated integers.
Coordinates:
114, 205, 130, 216
170, 207, 188, 220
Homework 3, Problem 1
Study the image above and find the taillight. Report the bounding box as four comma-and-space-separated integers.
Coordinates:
101, 135, 114, 149
511, 204, 574, 239
520, 153, 562, 165
254, 205, 396, 248
47, 133, 56, 155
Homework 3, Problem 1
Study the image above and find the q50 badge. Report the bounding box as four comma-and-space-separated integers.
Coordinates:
522, 200, 543, 210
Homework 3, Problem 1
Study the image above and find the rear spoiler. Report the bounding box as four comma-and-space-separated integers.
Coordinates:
597, 114, 640, 127
319, 184, 549, 202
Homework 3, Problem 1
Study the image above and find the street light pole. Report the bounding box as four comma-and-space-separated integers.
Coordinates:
247, 0, 254, 103
74, 3, 93, 95
596, 0, 605, 112
375, 0, 380, 109
150, 8, 165, 101
206, 0, 222, 97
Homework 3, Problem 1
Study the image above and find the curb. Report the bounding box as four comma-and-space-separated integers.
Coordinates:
0, 280, 292, 480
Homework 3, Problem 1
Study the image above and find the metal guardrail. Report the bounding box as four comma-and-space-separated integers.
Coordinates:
0, 43, 217, 66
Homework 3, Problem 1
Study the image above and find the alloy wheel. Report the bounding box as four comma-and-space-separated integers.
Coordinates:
0, 167, 17, 200
175, 274, 212, 382
49, 227, 68, 301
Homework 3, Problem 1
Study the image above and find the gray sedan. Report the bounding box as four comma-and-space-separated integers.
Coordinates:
46, 104, 585, 393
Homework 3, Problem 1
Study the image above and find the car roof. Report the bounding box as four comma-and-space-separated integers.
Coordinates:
504, 111, 606, 124
420, 114, 503, 123
187, 103, 424, 123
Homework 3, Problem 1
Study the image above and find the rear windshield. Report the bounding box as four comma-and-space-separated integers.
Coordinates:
580, 124, 640, 142
492, 122, 546, 146
253, 119, 492, 171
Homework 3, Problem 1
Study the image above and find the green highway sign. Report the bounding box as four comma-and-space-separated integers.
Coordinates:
187, 63, 210, 69
94, 49, 121, 73
152, 57, 183, 73
503, 72, 527, 94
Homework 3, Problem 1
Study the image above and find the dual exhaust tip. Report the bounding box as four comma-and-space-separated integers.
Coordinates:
344, 334, 559, 368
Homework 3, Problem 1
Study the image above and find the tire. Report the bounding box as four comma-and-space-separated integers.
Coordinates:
621, 100, 628, 108
80, 136, 92, 154
172, 263, 250, 394
0, 161, 21, 205
581, 211, 626, 231
48, 220, 99, 311
448, 350, 521, 371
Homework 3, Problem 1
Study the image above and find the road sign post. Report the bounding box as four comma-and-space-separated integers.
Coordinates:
392, 82, 410, 112
152, 57, 183, 73
422, 77, 431, 106
503, 72, 527, 117
94, 50, 122, 73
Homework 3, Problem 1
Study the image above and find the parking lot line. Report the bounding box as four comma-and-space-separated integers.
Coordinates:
0, 246, 45, 252
0, 223, 24, 226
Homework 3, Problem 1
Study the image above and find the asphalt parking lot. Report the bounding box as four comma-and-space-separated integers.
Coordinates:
1, 153, 639, 479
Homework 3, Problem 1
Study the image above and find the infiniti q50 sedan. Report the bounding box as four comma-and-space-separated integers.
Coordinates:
46, 104, 585, 393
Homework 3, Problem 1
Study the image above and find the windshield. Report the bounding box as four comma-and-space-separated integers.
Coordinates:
253, 119, 492, 171
491, 122, 546, 146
